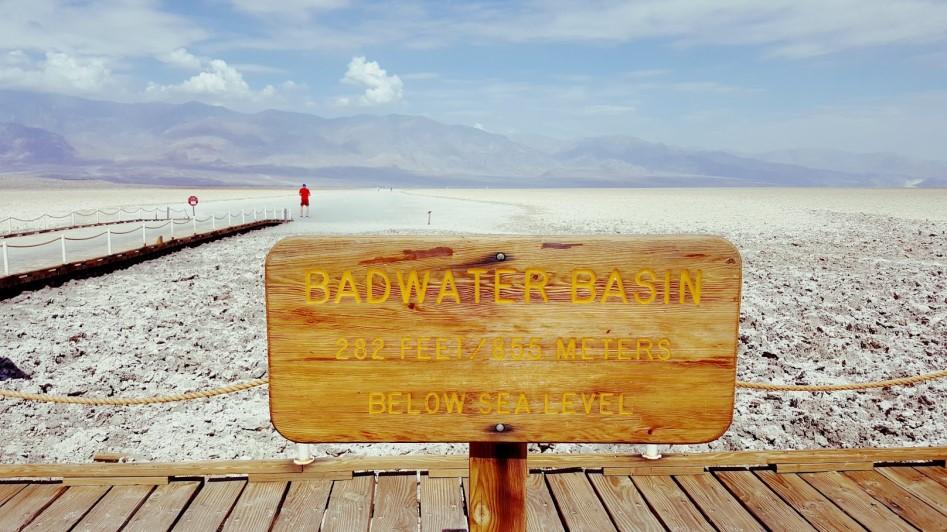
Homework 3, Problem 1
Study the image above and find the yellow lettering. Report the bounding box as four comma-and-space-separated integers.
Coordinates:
478, 393, 492, 414
368, 392, 386, 414
599, 393, 613, 414
634, 269, 657, 304
397, 270, 430, 304
365, 269, 391, 304
334, 271, 361, 303
424, 392, 440, 414
561, 392, 577, 414
619, 393, 633, 415
400, 337, 412, 360
497, 392, 511, 414
467, 268, 487, 303
580, 337, 595, 360
417, 337, 431, 360
436, 270, 461, 304
388, 392, 402, 414
571, 269, 597, 303
581, 393, 595, 414
664, 271, 671, 304
556, 338, 577, 360
435, 337, 450, 360
523, 268, 549, 303
637, 338, 654, 360
494, 268, 516, 304
515, 393, 531, 414
658, 338, 672, 360
445, 392, 465, 414
406, 393, 421, 415
601, 270, 628, 303
305, 270, 330, 304
680, 269, 702, 305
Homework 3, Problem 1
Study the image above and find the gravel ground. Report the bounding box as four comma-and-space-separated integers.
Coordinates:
1, 188, 945, 463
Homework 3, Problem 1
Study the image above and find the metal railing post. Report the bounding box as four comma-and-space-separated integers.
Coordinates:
142, 223, 147, 245
212, 216, 216, 230
227, 213, 232, 226
2, 241, 8, 275
107, 229, 112, 255
170, 219, 174, 239
242, 211, 246, 224
60, 235, 66, 264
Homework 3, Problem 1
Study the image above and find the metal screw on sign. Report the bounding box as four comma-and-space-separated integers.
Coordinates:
495, 424, 505, 432
496, 252, 506, 261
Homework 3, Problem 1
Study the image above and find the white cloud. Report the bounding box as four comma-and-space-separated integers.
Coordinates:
160, 48, 202, 70
0, 50, 113, 93
340, 56, 403, 105
147, 59, 258, 99
230, 0, 349, 17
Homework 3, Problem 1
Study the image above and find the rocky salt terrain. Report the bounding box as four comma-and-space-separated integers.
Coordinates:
1, 188, 945, 463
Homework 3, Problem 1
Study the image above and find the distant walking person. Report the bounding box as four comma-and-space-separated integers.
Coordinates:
299, 184, 311, 218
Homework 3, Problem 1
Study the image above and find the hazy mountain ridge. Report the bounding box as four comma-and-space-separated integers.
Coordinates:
0, 90, 943, 187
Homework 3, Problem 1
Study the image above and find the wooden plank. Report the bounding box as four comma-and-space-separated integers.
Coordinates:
0, 484, 67, 531
222, 481, 287, 532
676, 473, 764, 531
428, 469, 469, 478
469, 442, 527, 532
587, 473, 662, 532
22, 485, 109, 531
248, 471, 351, 482
878, 466, 947, 515
271, 480, 333, 532
0, 483, 28, 507
123, 481, 200, 531
916, 466, 947, 489
525, 474, 563, 532
776, 462, 874, 474
755, 470, 865, 532
632, 475, 712, 531
63, 476, 168, 486
604, 466, 704, 476
372, 474, 418, 532
546, 471, 617, 531
845, 470, 947, 530
72, 485, 154, 532
800, 471, 914, 531
715, 471, 815, 532
171, 480, 246, 531
0, 459, 299, 479
321, 475, 375, 532
267, 235, 742, 444
420, 476, 467, 532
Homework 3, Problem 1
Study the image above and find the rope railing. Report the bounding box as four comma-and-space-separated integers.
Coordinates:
0, 368, 944, 407
4, 236, 63, 249
64, 231, 108, 241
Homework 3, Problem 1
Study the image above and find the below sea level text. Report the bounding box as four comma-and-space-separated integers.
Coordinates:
367, 391, 634, 416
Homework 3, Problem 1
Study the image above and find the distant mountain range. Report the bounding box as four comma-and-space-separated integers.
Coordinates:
1, 90, 945, 187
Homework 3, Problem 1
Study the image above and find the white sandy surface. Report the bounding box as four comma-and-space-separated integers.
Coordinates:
1, 187, 945, 463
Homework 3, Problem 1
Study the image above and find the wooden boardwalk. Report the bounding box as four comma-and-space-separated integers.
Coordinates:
0, 447, 945, 531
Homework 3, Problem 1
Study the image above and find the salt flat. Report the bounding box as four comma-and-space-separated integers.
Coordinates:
1, 187, 945, 463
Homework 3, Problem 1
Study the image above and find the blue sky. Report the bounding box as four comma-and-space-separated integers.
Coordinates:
2, 0, 947, 159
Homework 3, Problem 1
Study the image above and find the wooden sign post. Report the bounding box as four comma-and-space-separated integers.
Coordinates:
265, 235, 742, 531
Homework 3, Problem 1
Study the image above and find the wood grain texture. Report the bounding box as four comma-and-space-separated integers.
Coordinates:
372, 474, 419, 531
171, 480, 245, 532
755, 470, 865, 532
72, 485, 154, 532
266, 235, 742, 443
775, 462, 874, 473
917, 466, 947, 489
321, 475, 375, 532
631, 475, 712, 531
546, 471, 617, 532
271, 480, 332, 532
63, 476, 168, 486
714, 471, 816, 532
525, 474, 562, 532
221, 481, 287, 532
0, 484, 67, 531
587, 473, 663, 532
22, 485, 109, 531
469, 442, 526, 532
676, 473, 764, 531
877, 466, 947, 515
800, 471, 914, 531
420, 476, 467, 532
0, 483, 27, 507
844, 470, 947, 530
123, 481, 200, 532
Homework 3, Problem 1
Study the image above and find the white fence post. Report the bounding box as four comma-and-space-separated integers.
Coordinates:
227, 213, 232, 226
142, 223, 147, 245
7, 218, 12, 234
96, 211, 100, 224
170, 220, 174, 239
2, 241, 8, 275
43, 214, 48, 230
212, 216, 216, 230
107, 229, 112, 255
60, 235, 66, 264
242, 211, 246, 224
72, 212, 76, 227
193, 218, 197, 234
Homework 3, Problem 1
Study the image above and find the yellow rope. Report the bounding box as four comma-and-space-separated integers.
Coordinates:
1, 370, 946, 406
736, 369, 947, 392
0, 378, 267, 406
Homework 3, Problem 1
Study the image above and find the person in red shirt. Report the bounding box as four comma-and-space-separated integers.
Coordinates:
299, 184, 311, 218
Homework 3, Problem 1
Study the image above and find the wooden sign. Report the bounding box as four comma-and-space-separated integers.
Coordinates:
265, 235, 742, 444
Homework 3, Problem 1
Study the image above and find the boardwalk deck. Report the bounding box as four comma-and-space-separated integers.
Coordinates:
1, 447, 945, 531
